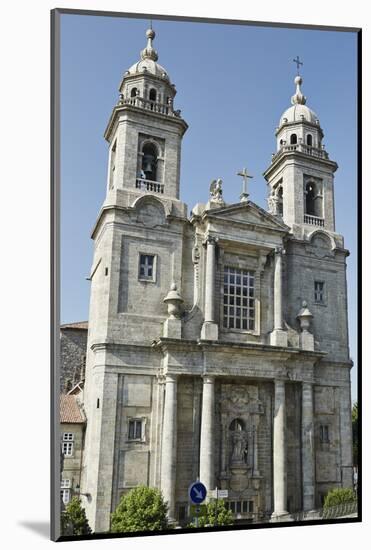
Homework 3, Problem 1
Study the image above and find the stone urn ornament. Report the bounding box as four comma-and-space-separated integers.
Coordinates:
163, 283, 183, 319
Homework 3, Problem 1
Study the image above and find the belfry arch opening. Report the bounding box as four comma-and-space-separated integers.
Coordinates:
305, 181, 323, 218
142, 143, 158, 181
306, 134, 313, 146
131, 87, 138, 98
149, 88, 157, 102
290, 133, 298, 145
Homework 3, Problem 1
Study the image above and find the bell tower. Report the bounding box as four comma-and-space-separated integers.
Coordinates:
104, 27, 188, 201
263, 73, 338, 239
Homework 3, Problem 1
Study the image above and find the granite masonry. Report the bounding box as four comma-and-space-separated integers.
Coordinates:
72, 29, 353, 532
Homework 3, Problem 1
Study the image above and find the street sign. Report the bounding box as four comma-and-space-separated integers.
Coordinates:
190, 504, 207, 517
209, 488, 229, 499
188, 481, 207, 504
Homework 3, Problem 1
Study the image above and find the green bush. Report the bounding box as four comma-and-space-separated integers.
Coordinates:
110, 486, 169, 533
189, 499, 234, 528
61, 497, 92, 536
323, 488, 356, 509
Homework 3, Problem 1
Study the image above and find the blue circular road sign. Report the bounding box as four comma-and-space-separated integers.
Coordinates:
188, 481, 207, 504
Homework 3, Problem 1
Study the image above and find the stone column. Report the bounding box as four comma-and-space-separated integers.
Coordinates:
302, 382, 315, 511
271, 380, 288, 519
161, 374, 177, 520
201, 237, 218, 340
199, 376, 215, 493
270, 247, 287, 347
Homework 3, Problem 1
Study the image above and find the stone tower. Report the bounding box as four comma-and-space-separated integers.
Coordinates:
264, 75, 337, 239
80, 28, 189, 532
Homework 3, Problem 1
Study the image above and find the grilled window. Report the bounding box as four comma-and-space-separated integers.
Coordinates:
128, 419, 143, 441
223, 267, 255, 331
314, 281, 325, 303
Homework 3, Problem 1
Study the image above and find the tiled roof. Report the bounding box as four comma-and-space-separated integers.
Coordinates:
60, 321, 88, 330
60, 394, 86, 423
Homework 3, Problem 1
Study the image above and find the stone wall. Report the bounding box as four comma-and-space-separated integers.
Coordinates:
60, 326, 88, 392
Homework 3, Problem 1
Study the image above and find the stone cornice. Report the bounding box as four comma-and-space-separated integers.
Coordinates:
90, 204, 189, 241
152, 336, 326, 361
263, 150, 338, 180
104, 103, 188, 142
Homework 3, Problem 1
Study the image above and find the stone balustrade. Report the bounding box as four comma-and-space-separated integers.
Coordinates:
135, 178, 164, 194
120, 96, 181, 117
272, 143, 329, 163
304, 213, 325, 227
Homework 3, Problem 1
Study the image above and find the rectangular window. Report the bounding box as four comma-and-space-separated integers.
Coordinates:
249, 501, 254, 513
62, 433, 74, 456
178, 504, 187, 522
139, 254, 156, 281
61, 479, 71, 505
314, 281, 325, 303
128, 419, 143, 440
320, 424, 330, 443
223, 267, 255, 331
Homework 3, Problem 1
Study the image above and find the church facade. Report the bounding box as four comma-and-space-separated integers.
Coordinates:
79, 28, 353, 532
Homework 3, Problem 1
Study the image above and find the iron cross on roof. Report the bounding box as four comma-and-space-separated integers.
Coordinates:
237, 167, 253, 203
293, 55, 303, 75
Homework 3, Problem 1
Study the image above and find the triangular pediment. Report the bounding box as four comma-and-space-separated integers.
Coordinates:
204, 201, 289, 232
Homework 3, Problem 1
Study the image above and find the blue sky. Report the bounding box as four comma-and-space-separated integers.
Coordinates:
60, 14, 358, 398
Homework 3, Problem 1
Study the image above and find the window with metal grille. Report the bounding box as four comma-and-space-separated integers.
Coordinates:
139, 254, 155, 281
314, 281, 325, 303
227, 500, 254, 515
128, 419, 143, 440
320, 424, 330, 443
223, 267, 255, 331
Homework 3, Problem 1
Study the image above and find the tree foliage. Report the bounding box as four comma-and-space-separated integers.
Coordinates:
110, 486, 169, 533
323, 488, 356, 509
190, 499, 234, 528
352, 401, 358, 466
61, 497, 92, 536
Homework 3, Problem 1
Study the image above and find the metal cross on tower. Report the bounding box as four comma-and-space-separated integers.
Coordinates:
293, 55, 303, 75
237, 168, 253, 203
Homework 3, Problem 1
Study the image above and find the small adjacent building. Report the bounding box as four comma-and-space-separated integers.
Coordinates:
60, 394, 86, 506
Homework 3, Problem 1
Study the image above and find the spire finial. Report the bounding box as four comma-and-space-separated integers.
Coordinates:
293, 55, 303, 76
141, 24, 158, 62
291, 56, 306, 105
237, 167, 253, 202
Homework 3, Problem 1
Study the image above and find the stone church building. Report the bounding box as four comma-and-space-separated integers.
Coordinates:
76, 27, 353, 532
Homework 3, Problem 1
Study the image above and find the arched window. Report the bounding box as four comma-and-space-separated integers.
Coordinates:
149, 88, 157, 101
229, 418, 245, 432
279, 139, 284, 147
306, 134, 313, 146
142, 143, 158, 181
305, 182, 316, 216
130, 87, 137, 98
290, 133, 297, 145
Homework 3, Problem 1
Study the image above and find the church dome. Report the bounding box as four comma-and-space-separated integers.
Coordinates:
125, 28, 170, 81
279, 76, 319, 127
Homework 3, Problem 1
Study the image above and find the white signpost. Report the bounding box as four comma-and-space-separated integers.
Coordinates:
209, 488, 229, 499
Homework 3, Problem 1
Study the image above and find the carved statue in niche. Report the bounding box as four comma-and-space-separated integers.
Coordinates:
229, 418, 248, 465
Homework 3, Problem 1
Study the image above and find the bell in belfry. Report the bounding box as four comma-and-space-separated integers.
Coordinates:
142, 143, 158, 180
143, 153, 155, 174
